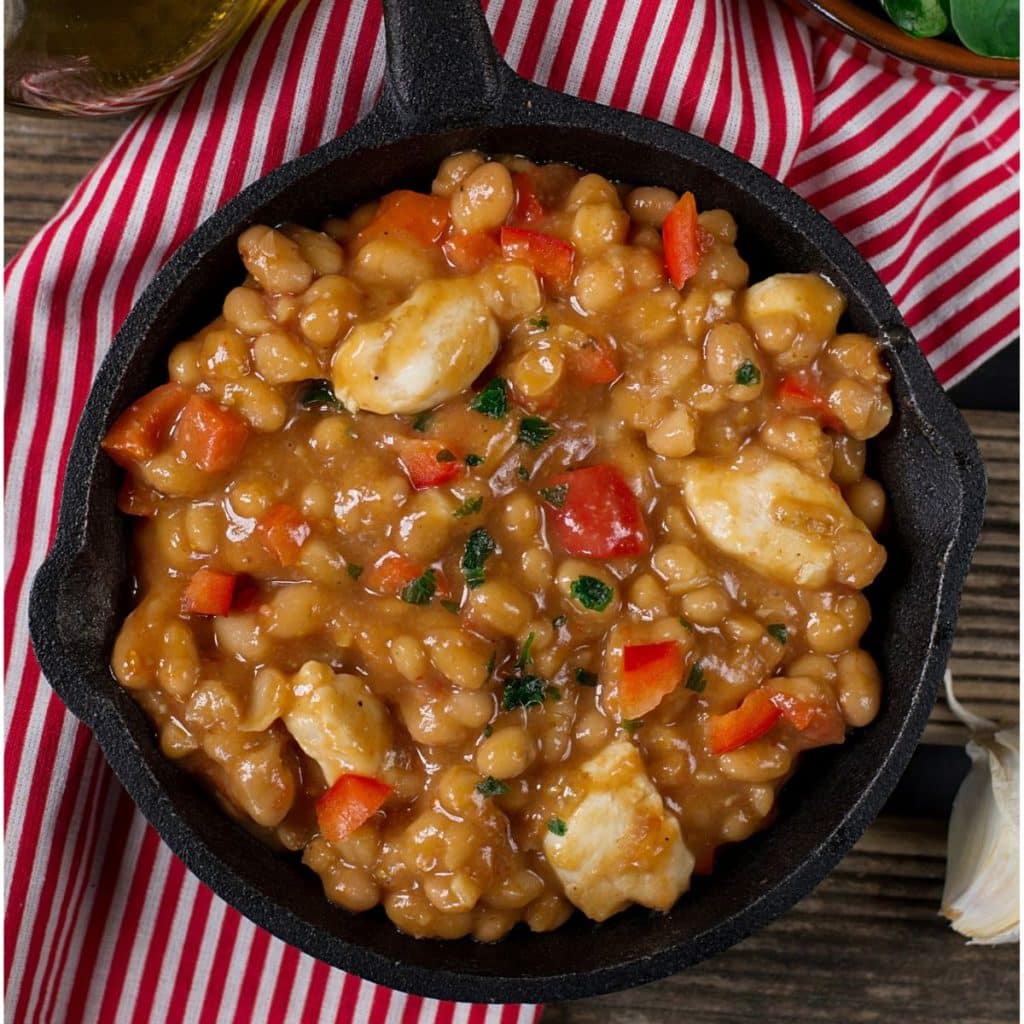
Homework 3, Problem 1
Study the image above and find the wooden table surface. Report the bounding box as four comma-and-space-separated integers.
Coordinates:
6, 109, 1019, 1023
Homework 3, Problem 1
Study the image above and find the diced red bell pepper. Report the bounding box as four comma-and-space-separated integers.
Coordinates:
708, 689, 782, 755
117, 477, 160, 517
395, 437, 461, 489
777, 374, 843, 431
102, 383, 188, 468
500, 226, 575, 289
256, 504, 312, 567
662, 191, 701, 289
366, 553, 424, 595
357, 190, 450, 248
316, 773, 393, 845
620, 640, 684, 718
543, 463, 650, 559
174, 394, 250, 473
441, 229, 501, 273
567, 337, 619, 384
766, 679, 846, 748
181, 567, 236, 616
512, 173, 545, 224
366, 553, 450, 599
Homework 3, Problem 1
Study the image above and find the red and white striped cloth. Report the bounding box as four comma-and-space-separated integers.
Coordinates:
5, 1, 1018, 1020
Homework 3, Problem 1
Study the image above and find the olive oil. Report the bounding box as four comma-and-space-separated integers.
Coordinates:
5, 0, 267, 114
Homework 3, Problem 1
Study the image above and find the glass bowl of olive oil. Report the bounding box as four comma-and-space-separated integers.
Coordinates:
5, 0, 269, 115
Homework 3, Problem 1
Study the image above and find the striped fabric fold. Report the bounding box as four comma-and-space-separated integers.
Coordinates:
4, 1, 1018, 1021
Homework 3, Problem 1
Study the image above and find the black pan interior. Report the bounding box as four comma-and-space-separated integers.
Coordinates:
30, 110, 984, 1004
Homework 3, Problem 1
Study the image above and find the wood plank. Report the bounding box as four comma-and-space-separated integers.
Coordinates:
4, 111, 131, 263
924, 411, 1018, 745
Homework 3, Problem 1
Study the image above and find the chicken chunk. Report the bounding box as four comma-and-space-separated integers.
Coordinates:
681, 447, 885, 589
282, 661, 390, 784
331, 277, 500, 414
544, 741, 693, 922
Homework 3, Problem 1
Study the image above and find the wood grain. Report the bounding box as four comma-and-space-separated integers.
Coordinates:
4, 111, 131, 264
6, 115, 1018, 1024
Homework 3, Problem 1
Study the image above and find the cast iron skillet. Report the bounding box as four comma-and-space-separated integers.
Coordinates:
29, 0, 985, 1004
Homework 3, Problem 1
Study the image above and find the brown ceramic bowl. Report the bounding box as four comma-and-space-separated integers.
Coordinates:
787, 0, 1019, 86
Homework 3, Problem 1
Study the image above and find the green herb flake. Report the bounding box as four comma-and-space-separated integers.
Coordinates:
621, 717, 644, 734
440, 599, 462, 615
486, 651, 496, 676
516, 632, 535, 671
301, 379, 344, 410
547, 816, 567, 836
545, 685, 562, 701
411, 410, 432, 432
436, 448, 457, 463
502, 673, 548, 711
461, 527, 497, 590
518, 416, 556, 449
766, 623, 789, 645
453, 496, 484, 519
400, 568, 437, 605
552, 614, 567, 628
483, 724, 493, 738
575, 668, 598, 687
679, 617, 694, 631
470, 378, 509, 419
686, 662, 706, 693
538, 483, 569, 509
346, 563, 363, 580
465, 453, 485, 467
734, 360, 762, 387
475, 776, 510, 798
570, 575, 614, 612
517, 465, 531, 481
529, 316, 550, 330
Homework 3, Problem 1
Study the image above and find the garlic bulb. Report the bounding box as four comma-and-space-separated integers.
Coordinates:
940, 669, 1019, 944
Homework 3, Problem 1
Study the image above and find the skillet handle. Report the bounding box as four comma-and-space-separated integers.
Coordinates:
379, 0, 509, 129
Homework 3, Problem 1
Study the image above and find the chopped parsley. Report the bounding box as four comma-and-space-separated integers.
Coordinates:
575, 668, 598, 687
440, 599, 461, 614
570, 575, 614, 612
461, 528, 496, 589
545, 685, 562, 701
346, 563, 363, 580
475, 776, 510, 798
517, 465, 531, 481
465, 453, 485, 467
502, 673, 548, 711
686, 662, 706, 693
470, 378, 509, 419
552, 614, 567, 628
516, 632, 535, 671
529, 316, 550, 330
436, 448, 457, 463
400, 568, 437, 605
735, 360, 762, 387
411, 410, 432, 432
518, 416, 556, 449
547, 817, 567, 836
679, 617, 694, 631
301, 379, 344, 409
767, 623, 789, 644
483, 724, 493, 738
486, 650, 496, 676
621, 718, 644, 734
538, 483, 569, 509
453, 496, 483, 519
